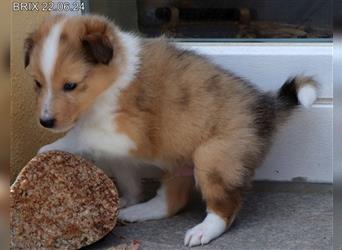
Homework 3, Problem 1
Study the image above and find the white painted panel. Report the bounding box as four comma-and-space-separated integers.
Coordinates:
210, 55, 332, 98
179, 43, 332, 98
255, 105, 332, 183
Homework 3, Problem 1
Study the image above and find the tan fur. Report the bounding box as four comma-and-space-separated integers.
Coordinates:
164, 174, 194, 216
117, 40, 258, 162
115, 40, 265, 218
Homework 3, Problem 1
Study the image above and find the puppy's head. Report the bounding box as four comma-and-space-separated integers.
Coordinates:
24, 15, 124, 132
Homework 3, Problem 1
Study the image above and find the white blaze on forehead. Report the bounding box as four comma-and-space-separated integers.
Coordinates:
40, 19, 66, 118
41, 19, 66, 82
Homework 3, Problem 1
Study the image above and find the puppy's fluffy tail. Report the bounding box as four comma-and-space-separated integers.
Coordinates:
276, 76, 318, 119
253, 76, 317, 138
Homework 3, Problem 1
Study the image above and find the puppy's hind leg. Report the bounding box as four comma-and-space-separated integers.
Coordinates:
184, 138, 250, 247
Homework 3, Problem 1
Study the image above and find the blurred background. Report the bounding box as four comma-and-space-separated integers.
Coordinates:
86, 0, 332, 42
333, 1, 342, 249
10, 1, 58, 183
0, 0, 9, 249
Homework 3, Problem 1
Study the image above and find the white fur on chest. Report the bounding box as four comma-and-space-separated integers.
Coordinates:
75, 102, 135, 158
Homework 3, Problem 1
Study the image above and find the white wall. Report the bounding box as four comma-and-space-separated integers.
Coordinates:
180, 43, 333, 183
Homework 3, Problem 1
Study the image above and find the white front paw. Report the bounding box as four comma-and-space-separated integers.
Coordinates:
38, 142, 72, 155
38, 144, 58, 154
184, 213, 227, 247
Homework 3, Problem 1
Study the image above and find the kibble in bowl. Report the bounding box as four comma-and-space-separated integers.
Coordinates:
10, 151, 119, 250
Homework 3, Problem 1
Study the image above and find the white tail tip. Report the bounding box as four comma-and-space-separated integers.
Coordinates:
297, 85, 317, 108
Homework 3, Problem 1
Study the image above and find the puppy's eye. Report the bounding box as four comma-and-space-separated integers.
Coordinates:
63, 82, 78, 92
34, 80, 42, 88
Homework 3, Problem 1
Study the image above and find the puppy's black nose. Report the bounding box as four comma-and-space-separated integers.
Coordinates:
40, 118, 56, 128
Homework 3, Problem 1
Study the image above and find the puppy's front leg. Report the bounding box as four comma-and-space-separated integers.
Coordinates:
38, 130, 79, 155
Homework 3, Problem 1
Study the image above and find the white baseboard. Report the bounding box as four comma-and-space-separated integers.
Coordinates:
255, 105, 332, 183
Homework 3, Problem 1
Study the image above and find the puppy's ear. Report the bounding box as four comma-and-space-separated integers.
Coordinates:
81, 32, 113, 65
24, 34, 34, 68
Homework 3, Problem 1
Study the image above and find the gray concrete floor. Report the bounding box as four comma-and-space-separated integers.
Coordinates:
84, 182, 332, 250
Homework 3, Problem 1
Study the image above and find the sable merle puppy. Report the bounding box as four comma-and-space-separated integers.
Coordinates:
24, 15, 317, 246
